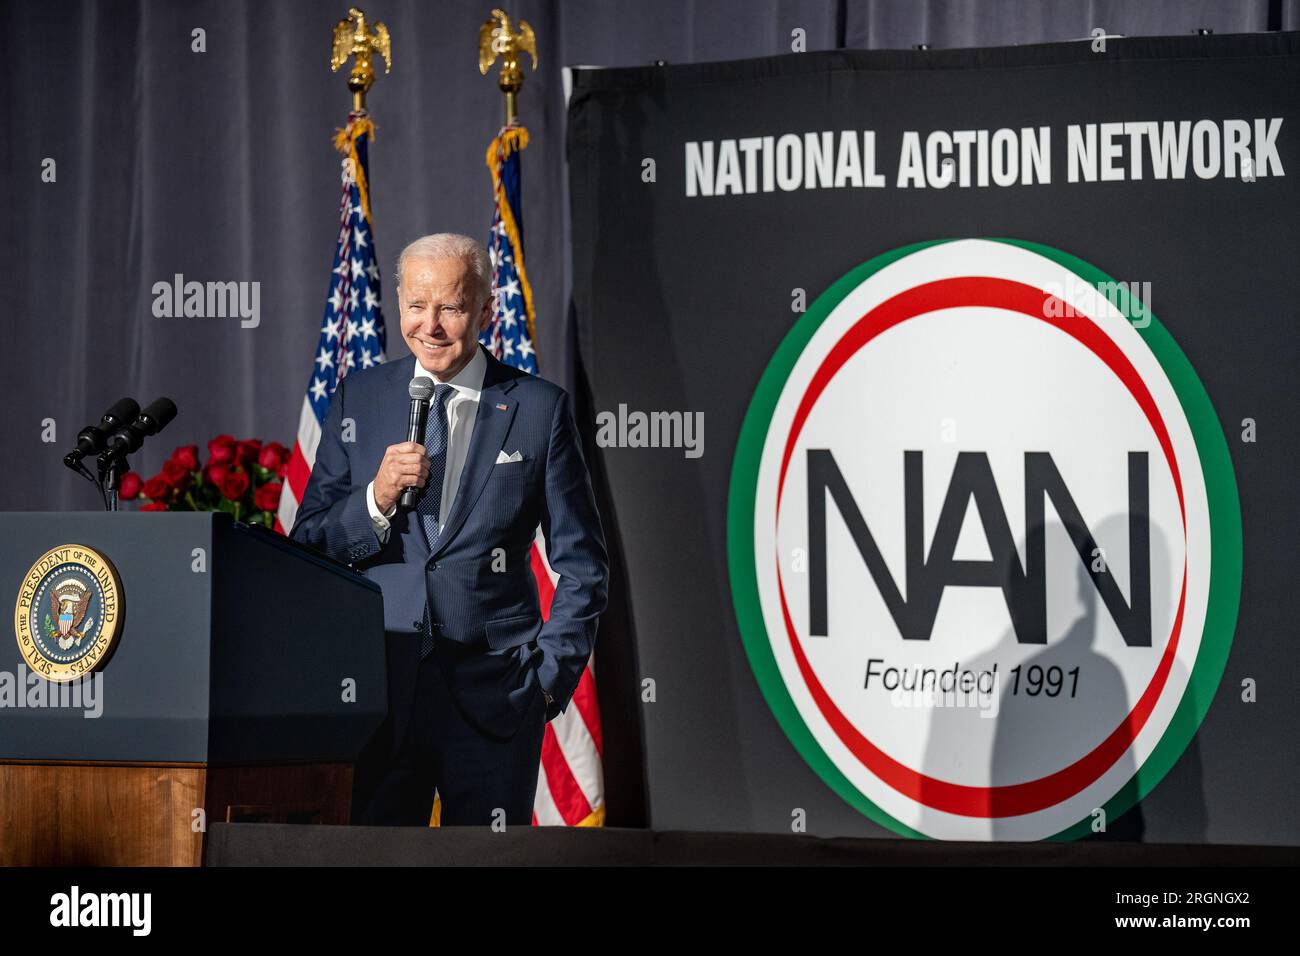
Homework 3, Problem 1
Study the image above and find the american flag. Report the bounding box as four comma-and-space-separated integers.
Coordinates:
279, 115, 388, 533
483, 125, 606, 827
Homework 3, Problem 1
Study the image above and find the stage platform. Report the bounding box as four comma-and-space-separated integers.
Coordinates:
206, 824, 1300, 867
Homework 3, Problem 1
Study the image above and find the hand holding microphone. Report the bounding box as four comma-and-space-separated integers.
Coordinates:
371, 378, 433, 514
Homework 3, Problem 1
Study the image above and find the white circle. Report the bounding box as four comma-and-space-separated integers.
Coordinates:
751, 240, 1212, 840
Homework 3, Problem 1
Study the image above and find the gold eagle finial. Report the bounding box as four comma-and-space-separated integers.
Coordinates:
331, 6, 392, 112
478, 8, 537, 126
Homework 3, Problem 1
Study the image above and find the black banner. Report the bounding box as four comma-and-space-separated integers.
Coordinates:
569, 33, 1300, 841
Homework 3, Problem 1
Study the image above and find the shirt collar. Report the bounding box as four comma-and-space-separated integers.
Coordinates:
413, 343, 486, 399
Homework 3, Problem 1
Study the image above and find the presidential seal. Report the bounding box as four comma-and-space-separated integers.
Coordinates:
13, 544, 123, 682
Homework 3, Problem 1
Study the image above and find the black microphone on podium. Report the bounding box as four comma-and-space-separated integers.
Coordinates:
96, 397, 179, 468
63, 397, 140, 473
400, 378, 435, 511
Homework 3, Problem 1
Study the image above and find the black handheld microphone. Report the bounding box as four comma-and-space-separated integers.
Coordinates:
97, 397, 178, 467
64, 397, 140, 471
400, 378, 434, 511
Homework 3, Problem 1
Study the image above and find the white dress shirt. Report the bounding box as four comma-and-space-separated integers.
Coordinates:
366, 345, 487, 542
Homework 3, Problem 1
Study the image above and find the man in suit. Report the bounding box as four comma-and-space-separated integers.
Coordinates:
291, 233, 608, 826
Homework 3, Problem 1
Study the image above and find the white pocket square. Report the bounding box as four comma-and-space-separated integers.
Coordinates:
495, 449, 524, 464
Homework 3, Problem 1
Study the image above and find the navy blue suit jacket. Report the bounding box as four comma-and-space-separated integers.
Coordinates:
290, 345, 608, 740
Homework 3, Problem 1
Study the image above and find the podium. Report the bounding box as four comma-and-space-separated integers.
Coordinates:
0, 512, 387, 866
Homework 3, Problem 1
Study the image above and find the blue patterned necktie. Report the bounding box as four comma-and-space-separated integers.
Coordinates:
418, 383, 452, 659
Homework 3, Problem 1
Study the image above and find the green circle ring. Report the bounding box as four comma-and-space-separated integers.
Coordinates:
725, 238, 1243, 840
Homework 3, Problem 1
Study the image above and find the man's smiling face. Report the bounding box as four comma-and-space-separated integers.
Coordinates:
398, 255, 490, 379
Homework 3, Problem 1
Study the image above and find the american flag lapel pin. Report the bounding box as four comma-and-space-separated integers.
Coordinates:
495, 403, 508, 411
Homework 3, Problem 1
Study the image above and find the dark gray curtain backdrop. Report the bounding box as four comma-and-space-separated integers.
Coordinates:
4, 0, 1296, 511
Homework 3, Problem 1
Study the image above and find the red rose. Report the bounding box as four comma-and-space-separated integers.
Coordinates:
119, 471, 143, 500
208, 435, 237, 464
236, 439, 262, 466
253, 481, 283, 512
171, 444, 200, 471
141, 475, 171, 501
161, 458, 192, 491
219, 468, 250, 501
204, 461, 229, 488
258, 442, 289, 471
140, 502, 167, 512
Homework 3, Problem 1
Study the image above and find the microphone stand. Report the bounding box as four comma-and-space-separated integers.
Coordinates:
97, 454, 129, 512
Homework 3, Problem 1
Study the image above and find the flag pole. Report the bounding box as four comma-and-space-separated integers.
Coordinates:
479, 8, 537, 127
476, 10, 606, 829
279, 8, 393, 535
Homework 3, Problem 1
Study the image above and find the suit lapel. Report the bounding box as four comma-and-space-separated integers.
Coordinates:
431, 349, 519, 557
380, 354, 419, 438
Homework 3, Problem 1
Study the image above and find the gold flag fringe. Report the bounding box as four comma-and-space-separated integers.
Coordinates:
486, 125, 538, 348
334, 114, 377, 223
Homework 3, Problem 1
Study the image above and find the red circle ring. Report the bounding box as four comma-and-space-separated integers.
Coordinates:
772, 276, 1189, 819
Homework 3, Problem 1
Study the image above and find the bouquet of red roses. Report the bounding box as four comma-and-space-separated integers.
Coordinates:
121, 435, 290, 528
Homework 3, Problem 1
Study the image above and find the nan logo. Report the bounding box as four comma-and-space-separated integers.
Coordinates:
49, 885, 151, 936
728, 239, 1241, 840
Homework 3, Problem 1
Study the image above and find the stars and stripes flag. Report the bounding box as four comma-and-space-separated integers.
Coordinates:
278, 115, 388, 533
483, 125, 606, 827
